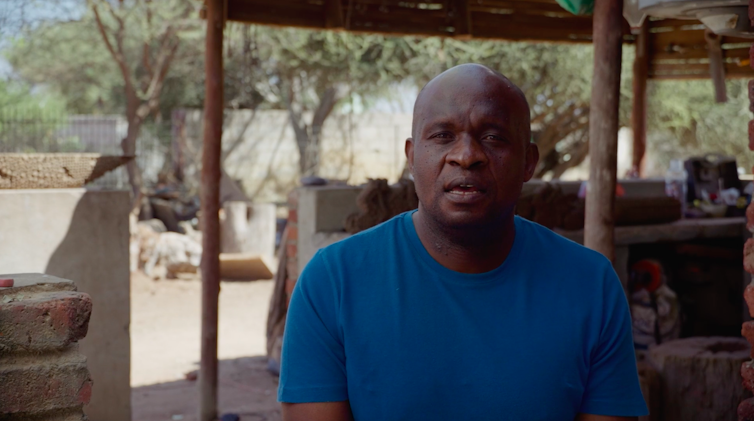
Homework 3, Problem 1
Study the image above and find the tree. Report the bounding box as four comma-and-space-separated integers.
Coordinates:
241, 27, 416, 176
86, 0, 199, 206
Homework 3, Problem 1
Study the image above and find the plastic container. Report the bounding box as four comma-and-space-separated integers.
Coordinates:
665, 159, 688, 215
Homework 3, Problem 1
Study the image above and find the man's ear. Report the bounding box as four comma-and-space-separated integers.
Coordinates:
524, 142, 539, 182
405, 138, 415, 175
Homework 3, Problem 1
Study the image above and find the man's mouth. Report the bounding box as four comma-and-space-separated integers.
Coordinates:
447, 184, 484, 196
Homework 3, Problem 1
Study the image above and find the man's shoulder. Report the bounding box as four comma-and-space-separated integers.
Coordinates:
516, 216, 612, 272
317, 212, 407, 262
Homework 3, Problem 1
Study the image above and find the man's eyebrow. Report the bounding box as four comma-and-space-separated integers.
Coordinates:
421, 120, 455, 134
478, 121, 513, 135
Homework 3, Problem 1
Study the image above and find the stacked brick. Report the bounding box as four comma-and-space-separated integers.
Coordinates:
0, 274, 93, 421
743, 4, 754, 419
285, 189, 300, 302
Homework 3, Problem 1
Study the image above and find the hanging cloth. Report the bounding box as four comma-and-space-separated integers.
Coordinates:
555, 0, 594, 15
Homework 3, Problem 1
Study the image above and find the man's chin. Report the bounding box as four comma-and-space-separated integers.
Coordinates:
434, 206, 498, 230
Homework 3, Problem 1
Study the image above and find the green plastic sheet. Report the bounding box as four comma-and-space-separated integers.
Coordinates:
555, 0, 594, 15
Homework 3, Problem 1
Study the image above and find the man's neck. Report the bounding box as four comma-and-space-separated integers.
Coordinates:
412, 208, 517, 274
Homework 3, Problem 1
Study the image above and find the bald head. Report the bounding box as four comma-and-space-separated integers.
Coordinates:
412, 64, 530, 143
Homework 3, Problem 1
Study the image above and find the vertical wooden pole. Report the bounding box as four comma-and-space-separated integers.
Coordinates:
585, 0, 623, 262
200, 0, 224, 420
631, 20, 649, 177
705, 29, 728, 104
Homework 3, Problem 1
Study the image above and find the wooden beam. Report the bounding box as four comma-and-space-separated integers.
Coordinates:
632, 20, 649, 177
705, 29, 728, 103
452, 0, 472, 39
585, 0, 623, 262
324, 0, 344, 29
199, 0, 224, 419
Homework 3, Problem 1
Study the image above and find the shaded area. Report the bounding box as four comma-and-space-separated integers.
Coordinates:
132, 356, 281, 421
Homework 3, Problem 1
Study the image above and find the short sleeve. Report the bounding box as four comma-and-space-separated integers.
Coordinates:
278, 250, 348, 403
579, 265, 649, 417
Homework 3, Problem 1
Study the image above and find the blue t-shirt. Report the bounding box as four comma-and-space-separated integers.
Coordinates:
279, 212, 648, 420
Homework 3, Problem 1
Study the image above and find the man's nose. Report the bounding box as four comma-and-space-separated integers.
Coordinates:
446, 135, 487, 169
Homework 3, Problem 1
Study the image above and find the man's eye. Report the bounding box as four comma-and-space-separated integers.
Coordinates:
484, 134, 505, 142
430, 133, 452, 139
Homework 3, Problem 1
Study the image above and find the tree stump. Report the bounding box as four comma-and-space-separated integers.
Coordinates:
648, 337, 751, 421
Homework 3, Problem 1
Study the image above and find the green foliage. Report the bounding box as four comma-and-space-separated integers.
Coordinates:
5, 8, 752, 177
646, 78, 752, 174
0, 79, 75, 152
4, 0, 204, 118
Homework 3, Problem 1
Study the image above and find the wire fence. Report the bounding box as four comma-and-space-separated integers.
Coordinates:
0, 109, 171, 189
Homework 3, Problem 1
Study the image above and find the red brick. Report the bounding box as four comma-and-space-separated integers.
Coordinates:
746, 284, 754, 318
286, 255, 299, 279
285, 278, 297, 298
287, 190, 299, 208
740, 397, 754, 421
750, 0, 754, 24
744, 361, 754, 393
0, 353, 92, 414
287, 223, 298, 241
744, 322, 754, 353
0, 291, 92, 352
746, 239, 754, 274
749, 120, 754, 151
288, 208, 298, 224
286, 242, 298, 259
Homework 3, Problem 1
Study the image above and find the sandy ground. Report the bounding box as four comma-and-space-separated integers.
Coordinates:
130, 271, 281, 420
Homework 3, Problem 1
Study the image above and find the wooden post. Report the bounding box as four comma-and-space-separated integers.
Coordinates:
631, 20, 649, 178
585, 0, 623, 262
200, 0, 224, 420
705, 29, 728, 103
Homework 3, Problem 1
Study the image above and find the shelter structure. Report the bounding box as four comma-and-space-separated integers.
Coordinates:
198, 0, 754, 419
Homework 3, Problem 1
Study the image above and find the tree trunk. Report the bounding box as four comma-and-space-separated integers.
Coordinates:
648, 337, 751, 421
122, 118, 145, 211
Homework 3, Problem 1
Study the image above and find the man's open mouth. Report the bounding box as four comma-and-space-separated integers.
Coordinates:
447, 184, 484, 196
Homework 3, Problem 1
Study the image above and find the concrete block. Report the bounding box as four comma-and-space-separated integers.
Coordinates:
0, 190, 130, 421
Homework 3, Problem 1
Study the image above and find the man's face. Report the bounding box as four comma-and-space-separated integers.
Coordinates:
406, 67, 538, 229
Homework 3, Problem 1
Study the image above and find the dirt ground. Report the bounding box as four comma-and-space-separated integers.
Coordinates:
130, 271, 281, 420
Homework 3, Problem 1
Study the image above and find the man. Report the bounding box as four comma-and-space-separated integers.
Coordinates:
279, 64, 648, 421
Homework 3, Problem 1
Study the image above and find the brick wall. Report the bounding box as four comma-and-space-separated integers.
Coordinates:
0, 274, 93, 420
